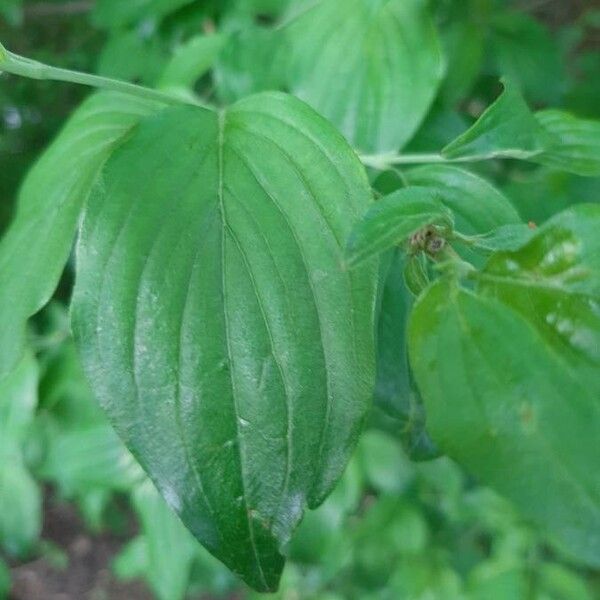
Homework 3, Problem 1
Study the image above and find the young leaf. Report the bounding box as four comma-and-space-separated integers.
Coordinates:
442, 81, 553, 161
534, 110, 600, 177
285, 0, 445, 152
0, 92, 166, 379
405, 165, 521, 232
409, 203, 600, 566
71, 92, 377, 591
345, 187, 453, 268
405, 165, 522, 265
159, 34, 228, 92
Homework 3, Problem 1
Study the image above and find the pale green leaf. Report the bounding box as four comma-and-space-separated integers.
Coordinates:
0, 450, 41, 558
159, 34, 228, 91
535, 110, 600, 177
409, 278, 600, 566
285, 0, 445, 152
71, 92, 377, 591
442, 81, 553, 161
0, 92, 166, 379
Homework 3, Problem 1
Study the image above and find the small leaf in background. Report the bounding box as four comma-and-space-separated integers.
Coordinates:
0, 92, 166, 380
409, 274, 600, 567
97, 29, 167, 86
0, 351, 38, 446
0, 0, 22, 27
345, 187, 453, 268
92, 0, 196, 30
129, 481, 200, 600
285, 0, 445, 152
488, 10, 565, 106
437, 0, 486, 107
0, 450, 41, 558
0, 351, 41, 558
215, 25, 289, 104
442, 81, 553, 161
158, 33, 227, 91
72, 92, 377, 591
534, 110, 600, 177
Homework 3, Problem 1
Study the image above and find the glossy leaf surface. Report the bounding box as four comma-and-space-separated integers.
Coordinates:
72, 92, 377, 591
0, 92, 165, 379
286, 0, 445, 152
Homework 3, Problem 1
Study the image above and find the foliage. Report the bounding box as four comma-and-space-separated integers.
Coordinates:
0, 0, 599, 598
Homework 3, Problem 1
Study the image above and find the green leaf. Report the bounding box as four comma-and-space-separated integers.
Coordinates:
158, 34, 228, 92
0, 0, 22, 27
0, 351, 38, 448
285, 0, 445, 152
405, 165, 521, 233
92, 0, 196, 29
0, 450, 41, 558
345, 187, 453, 268
463, 224, 536, 253
0, 92, 166, 379
534, 110, 600, 177
39, 426, 144, 496
442, 81, 553, 161
489, 11, 564, 105
71, 92, 377, 591
215, 25, 289, 104
405, 165, 522, 266
479, 204, 600, 368
409, 278, 600, 567
130, 481, 200, 600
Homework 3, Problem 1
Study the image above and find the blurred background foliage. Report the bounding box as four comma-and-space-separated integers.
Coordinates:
1, 0, 599, 598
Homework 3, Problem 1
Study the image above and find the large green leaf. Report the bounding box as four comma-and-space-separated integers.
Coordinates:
409, 265, 600, 565
0, 92, 165, 379
71, 91, 377, 591
285, 0, 445, 152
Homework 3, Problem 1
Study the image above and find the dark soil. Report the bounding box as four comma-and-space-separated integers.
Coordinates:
9, 496, 152, 600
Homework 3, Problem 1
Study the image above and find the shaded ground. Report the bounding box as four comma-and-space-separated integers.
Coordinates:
9, 497, 152, 600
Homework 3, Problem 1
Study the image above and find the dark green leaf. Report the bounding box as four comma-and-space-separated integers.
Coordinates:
345, 187, 453, 268
442, 82, 553, 161
409, 278, 600, 566
71, 92, 377, 591
535, 110, 600, 177
0, 93, 165, 379
489, 11, 564, 105
285, 0, 445, 152
92, 0, 195, 29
